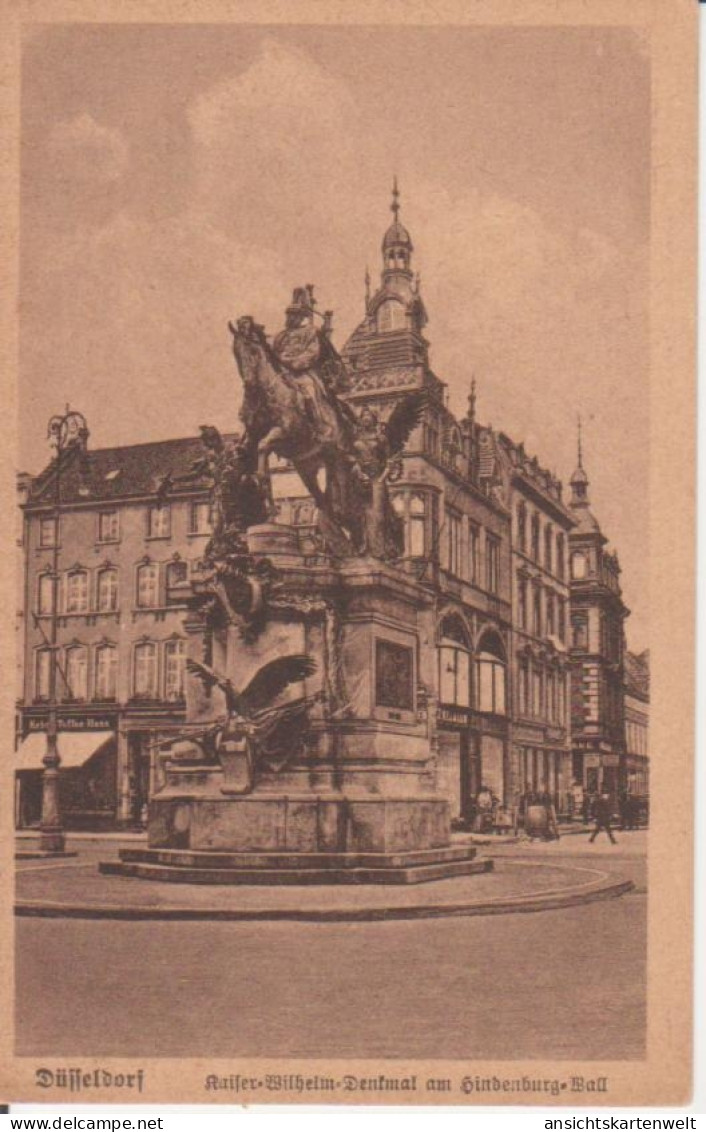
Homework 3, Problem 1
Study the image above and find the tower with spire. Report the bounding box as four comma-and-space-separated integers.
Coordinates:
341, 179, 436, 401
567, 418, 629, 802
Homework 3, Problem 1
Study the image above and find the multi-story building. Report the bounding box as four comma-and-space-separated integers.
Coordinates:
567, 439, 629, 802
16, 434, 212, 828
494, 433, 574, 807
624, 649, 650, 796
16, 187, 620, 829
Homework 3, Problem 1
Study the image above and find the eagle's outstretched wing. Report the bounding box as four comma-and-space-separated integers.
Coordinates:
185, 658, 242, 714
239, 654, 317, 715
383, 391, 427, 457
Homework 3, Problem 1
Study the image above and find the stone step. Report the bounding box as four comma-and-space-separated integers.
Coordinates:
99, 857, 493, 886
118, 844, 477, 871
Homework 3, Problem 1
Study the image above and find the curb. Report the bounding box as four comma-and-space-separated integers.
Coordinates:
14, 878, 634, 923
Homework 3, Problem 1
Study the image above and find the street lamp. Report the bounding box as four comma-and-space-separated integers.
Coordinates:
39, 406, 89, 855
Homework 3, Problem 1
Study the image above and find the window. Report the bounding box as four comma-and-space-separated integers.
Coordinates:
424, 420, 440, 459
572, 617, 588, 649
409, 494, 426, 557
518, 575, 527, 629
65, 645, 88, 701
136, 562, 159, 609
518, 658, 530, 715
544, 525, 553, 572
548, 669, 558, 721
475, 634, 506, 715
517, 503, 527, 553
377, 299, 406, 333
531, 514, 540, 562
571, 551, 587, 579
447, 511, 463, 577
98, 510, 119, 543
97, 567, 118, 612
134, 641, 158, 698
532, 585, 542, 636
531, 666, 542, 717
94, 645, 117, 700
189, 501, 211, 535
485, 535, 500, 594
556, 533, 565, 579
558, 597, 566, 643
166, 560, 188, 603
546, 591, 555, 637
66, 569, 89, 614
469, 523, 480, 584
438, 617, 471, 708
39, 517, 57, 548
164, 640, 186, 701
35, 648, 52, 700
148, 504, 171, 539
37, 573, 54, 615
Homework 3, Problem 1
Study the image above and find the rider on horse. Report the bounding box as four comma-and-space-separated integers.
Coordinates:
272, 287, 355, 446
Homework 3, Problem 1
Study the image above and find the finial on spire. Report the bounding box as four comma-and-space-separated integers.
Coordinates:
391, 175, 400, 222
467, 376, 477, 426
577, 412, 583, 469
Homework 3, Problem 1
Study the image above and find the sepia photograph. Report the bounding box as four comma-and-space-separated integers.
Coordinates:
1, 0, 696, 1109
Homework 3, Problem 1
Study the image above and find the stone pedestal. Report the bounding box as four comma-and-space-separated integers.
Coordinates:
106, 529, 489, 884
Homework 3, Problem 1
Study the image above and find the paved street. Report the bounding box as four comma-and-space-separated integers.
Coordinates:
15, 833, 646, 1061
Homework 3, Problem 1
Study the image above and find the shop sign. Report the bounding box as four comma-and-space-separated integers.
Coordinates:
25, 713, 117, 733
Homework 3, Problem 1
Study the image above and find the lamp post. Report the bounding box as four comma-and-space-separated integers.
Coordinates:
39, 406, 89, 855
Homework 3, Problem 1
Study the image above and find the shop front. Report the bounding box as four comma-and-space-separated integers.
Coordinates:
15, 713, 118, 830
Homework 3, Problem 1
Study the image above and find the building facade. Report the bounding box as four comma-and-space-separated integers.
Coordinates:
16, 435, 212, 828
16, 187, 638, 828
567, 443, 629, 802
624, 649, 650, 796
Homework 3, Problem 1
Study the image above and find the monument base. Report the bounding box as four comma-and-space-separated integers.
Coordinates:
145, 791, 451, 855
101, 792, 493, 885
101, 843, 492, 885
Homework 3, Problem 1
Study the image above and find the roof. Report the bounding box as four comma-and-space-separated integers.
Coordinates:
26, 435, 217, 507
625, 649, 650, 698
569, 501, 602, 535
382, 220, 413, 251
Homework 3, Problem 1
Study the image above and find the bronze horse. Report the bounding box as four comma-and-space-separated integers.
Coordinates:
229, 316, 362, 553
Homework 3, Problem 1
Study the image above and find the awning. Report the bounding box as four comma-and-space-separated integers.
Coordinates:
15, 731, 114, 772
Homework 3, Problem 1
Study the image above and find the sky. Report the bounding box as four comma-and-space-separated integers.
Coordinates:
19, 23, 651, 649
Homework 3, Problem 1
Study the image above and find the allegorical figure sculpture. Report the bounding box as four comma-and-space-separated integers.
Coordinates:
191, 425, 271, 556
185, 653, 318, 792
349, 394, 427, 558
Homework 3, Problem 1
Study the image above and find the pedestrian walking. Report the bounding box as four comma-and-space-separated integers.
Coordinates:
589, 788, 617, 844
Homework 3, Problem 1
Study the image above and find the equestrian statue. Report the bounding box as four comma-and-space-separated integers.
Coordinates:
229, 285, 426, 559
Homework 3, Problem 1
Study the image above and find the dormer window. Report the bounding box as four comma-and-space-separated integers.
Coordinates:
377, 299, 406, 334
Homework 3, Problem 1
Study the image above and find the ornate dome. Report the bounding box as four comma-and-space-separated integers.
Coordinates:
382, 219, 413, 252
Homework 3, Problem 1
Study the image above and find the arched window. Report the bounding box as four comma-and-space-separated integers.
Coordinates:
438, 616, 471, 708
133, 641, 158, 698
35, 648, 52, 700
94, 644, 117, 700
136, 562, 159, 609
65, 645, 88, 701
37, 572, 54, 615
571, 551, 587, 580
544, 524, 553, 572
166, 560, 188, 606
66, 569, 89, 614
476, 632, 507, 715
531, 514, 540, 562
517, 503, 527, 553
556, 533, 565, 579
377, 299, 406, 334
97, 567, 118, 612
164, 639, 186, 701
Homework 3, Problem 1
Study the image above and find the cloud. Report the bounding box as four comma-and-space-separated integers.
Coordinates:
48, 112, 129, 184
